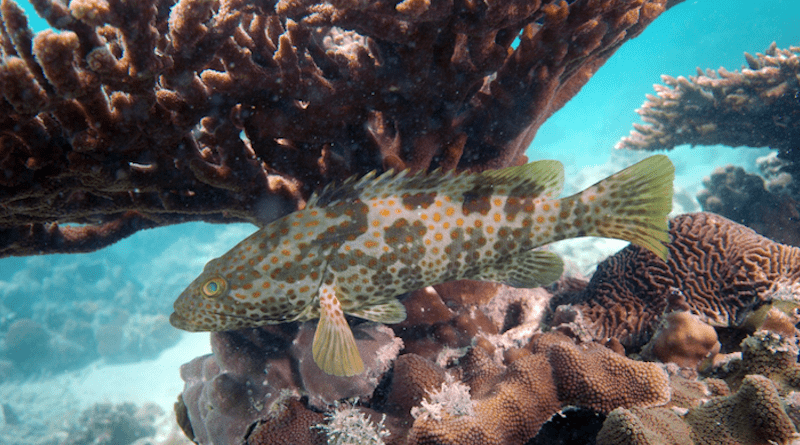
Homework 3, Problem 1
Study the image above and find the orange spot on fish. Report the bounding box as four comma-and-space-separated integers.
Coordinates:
493, 198, 502, 206
493, 214, 501, 222
537, 216, 545, 223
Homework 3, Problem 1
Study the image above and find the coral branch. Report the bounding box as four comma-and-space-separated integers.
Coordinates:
1, 0, 680, 256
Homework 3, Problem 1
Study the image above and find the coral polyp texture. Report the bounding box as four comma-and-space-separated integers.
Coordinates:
0, 0, 681, 257
597, 331, 800, 445
549, 212, 800, 351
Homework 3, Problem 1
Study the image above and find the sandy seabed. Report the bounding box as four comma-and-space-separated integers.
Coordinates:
0, 332, 211, 445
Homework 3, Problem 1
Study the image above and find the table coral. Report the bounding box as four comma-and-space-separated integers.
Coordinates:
0, 0, 682, 257
616, 43, 800, 171
549, 212, 800, 351
616, 43, 800, 243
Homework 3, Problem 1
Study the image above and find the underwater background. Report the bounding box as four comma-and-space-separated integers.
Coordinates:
1, 0, 800, 444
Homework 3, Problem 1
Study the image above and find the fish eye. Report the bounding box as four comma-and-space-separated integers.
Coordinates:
201, 277, 227, 299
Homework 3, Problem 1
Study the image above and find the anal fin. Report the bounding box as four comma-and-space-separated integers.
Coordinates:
347, 298, 407, 324
470, 250, 564, 288
312, 285, 365, 376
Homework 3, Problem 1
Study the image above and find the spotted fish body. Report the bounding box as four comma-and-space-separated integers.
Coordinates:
170, 155, 674, 376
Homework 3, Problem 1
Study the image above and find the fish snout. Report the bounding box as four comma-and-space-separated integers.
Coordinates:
169, 311, 203, 332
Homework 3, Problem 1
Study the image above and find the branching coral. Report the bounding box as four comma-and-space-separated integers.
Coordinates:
616, 43, 800, 241
616, 43, 800, 170
0, 0, 682, 256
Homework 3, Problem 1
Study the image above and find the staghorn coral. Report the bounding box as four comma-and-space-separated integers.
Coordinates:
0, 0, 682, 257
549, 212, 800, 351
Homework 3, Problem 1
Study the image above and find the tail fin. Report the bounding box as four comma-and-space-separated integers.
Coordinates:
574, 155, 674, 260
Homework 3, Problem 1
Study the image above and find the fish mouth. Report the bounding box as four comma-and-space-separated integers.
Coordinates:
169, 309, 279, 332
169, 311, 205, 332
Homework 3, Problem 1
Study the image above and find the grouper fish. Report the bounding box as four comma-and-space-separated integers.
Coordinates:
170, 155, 674, 376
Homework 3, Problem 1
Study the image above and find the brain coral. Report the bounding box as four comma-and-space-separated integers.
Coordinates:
549, 212, 800, 350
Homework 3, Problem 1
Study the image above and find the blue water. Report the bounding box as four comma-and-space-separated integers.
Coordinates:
1, 0, 799, 443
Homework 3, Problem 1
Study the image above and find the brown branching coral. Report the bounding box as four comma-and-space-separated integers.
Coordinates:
0, 0, 682, 257
549, 212, 800, 351
616, 43, 800, 169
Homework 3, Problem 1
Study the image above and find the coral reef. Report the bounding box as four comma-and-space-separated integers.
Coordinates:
62, 402, 163, 445
697, 164, 800, 247
616, 43, 800, 172
616, 43, 800, 244
179, 327, 673, 444
549, 212, 800, 351
0, 0, 682, 257
0, 254, 181, 376
596, 331, 800, 445
639, 311, 720, 370
176, 322, 401, 444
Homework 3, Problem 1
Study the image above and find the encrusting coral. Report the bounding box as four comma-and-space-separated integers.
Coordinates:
596, 330, 800, 445
549, 212, 800, 351
0, 0, 682, 257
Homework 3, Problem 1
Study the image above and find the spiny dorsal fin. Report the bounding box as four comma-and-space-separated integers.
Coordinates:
306, 160, 565, 208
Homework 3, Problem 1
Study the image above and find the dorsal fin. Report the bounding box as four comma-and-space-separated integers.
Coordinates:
305, 160, 565, 208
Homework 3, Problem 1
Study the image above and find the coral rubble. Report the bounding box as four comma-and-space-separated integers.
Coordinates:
549, 212, 800, 351
0, 0, 680, 257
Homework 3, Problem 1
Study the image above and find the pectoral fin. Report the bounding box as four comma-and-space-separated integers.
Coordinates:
347, 298, 407, 324
470, 250, 564, 288
312, 285, 365, 376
